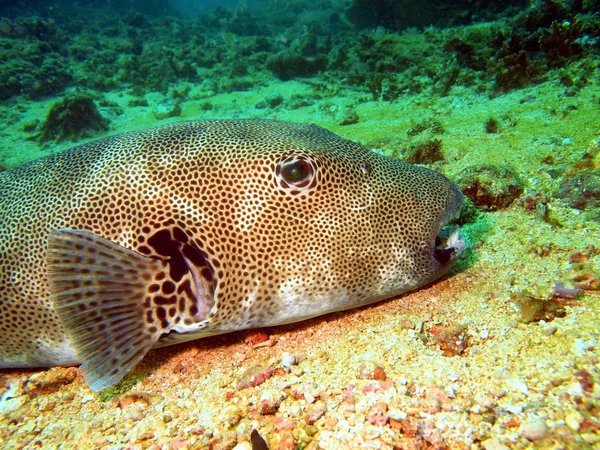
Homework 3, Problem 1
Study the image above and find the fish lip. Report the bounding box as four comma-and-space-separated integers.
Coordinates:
433, 225, 465, 267
432, 189, 466, 267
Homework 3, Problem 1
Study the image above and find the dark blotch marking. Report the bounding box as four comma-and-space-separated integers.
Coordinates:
182, 244, 214, 283
156, 307, 169, 328
147, 229, 189, 282
173, 227, 189, 243
154, 295, 177, 306
161, 281, 176, 295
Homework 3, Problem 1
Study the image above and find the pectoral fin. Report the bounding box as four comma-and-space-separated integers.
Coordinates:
47, 229, 168, 392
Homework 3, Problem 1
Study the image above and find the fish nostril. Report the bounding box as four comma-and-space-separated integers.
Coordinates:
361, 162, 372, 177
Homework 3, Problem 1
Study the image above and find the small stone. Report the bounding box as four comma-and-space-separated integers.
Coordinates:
305, 425, 318, 436
388, 409, 407, 421
543, 325, 558, 336
339, 108, 359, 126
367, 402, 389, 426
565, 411, 583, 431
0, 395, 27, 414
581, 433, 600, 444
236, 365, 274, 390
265, 93, 283, 108
359, 361, 386, 380
38, 398, 56, 412
520, 418, 548, 440
305, 401, 327, 425
482, 437, 511, 450
25, 367, 77, 394
258, 390, 286, 415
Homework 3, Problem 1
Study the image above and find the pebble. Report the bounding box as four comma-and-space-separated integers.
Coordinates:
482, 437, 511, 450
25, 367, 77, 394
388, 409, 407, 421
305, 401, 327, 425
520, 418, 548, 440
258, 390, 286, 415
0, 395, 27, 414
338, 108, 359, 126
367, 402, 389, 426
581, 432, 600, 444
38, 398, 56, 412
264, 93, 284, 108
359, 361, 386, 381
281, 353, 298, 372
565, 411, 583, 431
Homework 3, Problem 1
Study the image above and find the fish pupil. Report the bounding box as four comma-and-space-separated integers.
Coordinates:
283, 159, 310, 183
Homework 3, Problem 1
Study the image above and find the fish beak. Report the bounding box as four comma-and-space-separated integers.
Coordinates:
433, 225, 466, 267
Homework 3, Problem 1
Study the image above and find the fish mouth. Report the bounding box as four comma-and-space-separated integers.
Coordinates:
433, 225, 466, 267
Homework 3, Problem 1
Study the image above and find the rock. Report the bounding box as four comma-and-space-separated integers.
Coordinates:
266, 51, 327, 81
359, 360, 386, 380
153, 98, 182, 120
339, 108, 359, 126
367, 402, 389, 426
265, 93, 283, 108
305, 401, 327, 425
38, 95, 109, 143
25, 367, 78, 395
236, 365, 274, 390
458, 165, 524, 211
0, 395, 27, 414
565, 411, 583, 431
520, 418, 548, 440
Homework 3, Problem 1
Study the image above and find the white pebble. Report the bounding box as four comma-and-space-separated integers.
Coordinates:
281, 353, 298, 372
507, 378, 529, 394
565, 411, 583, 431
388, 409, 407, 421
582, 433, 600, 444
520, 418, 548, 440
562, 137, 573, 145
506, 404, 523, 414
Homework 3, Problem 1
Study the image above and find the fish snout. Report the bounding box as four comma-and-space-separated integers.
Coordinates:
430, 184, 466, 272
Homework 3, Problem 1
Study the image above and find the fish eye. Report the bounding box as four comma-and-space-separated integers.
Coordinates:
275, 155, 318, 193
282, 159, 312, 183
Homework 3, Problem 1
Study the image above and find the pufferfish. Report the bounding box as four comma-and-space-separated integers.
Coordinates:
0, 119, 464, 392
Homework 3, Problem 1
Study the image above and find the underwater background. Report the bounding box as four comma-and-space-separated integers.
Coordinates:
0, 0, 599, 448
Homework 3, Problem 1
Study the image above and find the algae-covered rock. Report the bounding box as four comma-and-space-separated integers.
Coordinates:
266, 51, 327, 81
38, 95, 109, 143
458, 165, 524, 211
402, 138, 444, 164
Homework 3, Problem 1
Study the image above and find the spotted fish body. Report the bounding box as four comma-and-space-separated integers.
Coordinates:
0, 120, 464, 391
